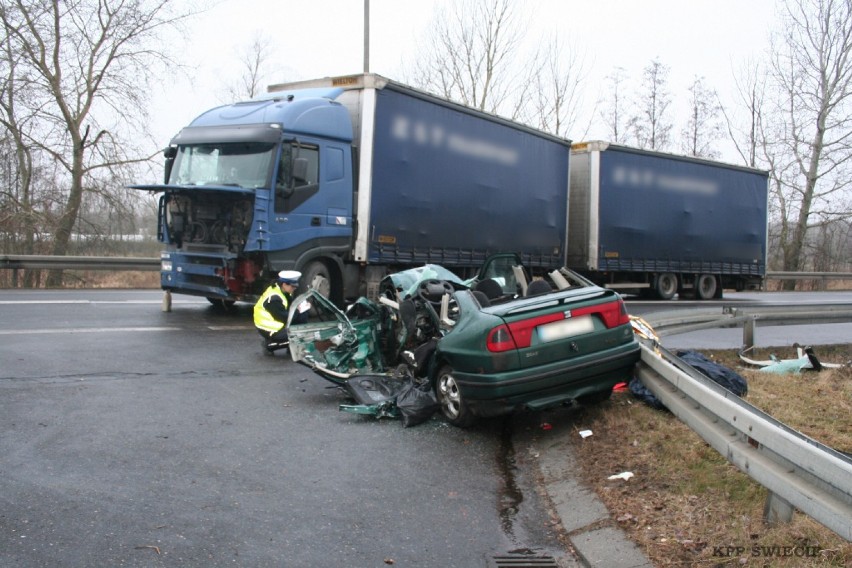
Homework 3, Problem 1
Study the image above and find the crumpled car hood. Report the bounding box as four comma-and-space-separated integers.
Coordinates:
287, 264, 468, 381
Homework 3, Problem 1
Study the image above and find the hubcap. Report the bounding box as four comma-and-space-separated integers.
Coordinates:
310, 274, 330, 298
437, 373, 461, 419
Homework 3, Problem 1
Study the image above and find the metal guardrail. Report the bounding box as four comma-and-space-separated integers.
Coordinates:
641, 309, 852, 540
0, 254, 160, 271
647, 305, 852, 345
767, 271, 852, 280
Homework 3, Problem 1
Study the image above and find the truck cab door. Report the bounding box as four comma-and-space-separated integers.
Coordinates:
265, 139, 352, 253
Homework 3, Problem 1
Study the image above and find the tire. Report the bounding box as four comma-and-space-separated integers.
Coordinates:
207, 297, 236, 310
654, 273, 678, 300
435, 366, 475, 428
696, 274, 718, 300
301, 260, 331, 298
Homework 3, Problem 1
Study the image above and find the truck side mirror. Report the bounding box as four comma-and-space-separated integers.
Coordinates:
163, 146, 177, 184
293, 157, 308, 184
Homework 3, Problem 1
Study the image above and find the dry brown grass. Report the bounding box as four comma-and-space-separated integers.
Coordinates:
763, 279, 852, 292
0, 270, 160, 289
64, 270, 161, 288
568, 344, 852, 567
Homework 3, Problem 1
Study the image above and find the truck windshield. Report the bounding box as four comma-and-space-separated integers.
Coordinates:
169, 142, 276, 188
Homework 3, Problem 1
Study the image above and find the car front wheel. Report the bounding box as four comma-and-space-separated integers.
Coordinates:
435, 366, 475, 428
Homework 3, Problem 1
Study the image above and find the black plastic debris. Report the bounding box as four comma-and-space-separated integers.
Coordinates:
631, 350, 749, 409
629, 376, 667, 410
676, 350, 748, 397
395, 379, 439, 427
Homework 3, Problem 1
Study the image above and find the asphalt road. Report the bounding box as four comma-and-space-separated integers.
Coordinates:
2, 288, 850, 567
0, 290, 578, 567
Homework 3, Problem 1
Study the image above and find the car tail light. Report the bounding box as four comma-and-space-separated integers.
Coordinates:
486, 324, 517, 352
572, 298, 630, 329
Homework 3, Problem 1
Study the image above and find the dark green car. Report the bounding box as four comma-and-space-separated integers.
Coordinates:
287, 254, 640, 427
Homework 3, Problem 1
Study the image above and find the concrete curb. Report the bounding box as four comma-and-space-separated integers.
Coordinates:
537, 430, 655, 568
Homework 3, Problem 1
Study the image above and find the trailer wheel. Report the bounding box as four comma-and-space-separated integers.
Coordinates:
302, 260, 331, 298
696, 274, 717, 300
654, 273, 678, 300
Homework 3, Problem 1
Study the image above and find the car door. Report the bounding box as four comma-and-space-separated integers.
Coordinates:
286, 291, 384, 381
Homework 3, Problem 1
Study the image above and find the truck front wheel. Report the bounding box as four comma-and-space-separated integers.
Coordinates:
654, 273, 678, 300
301, 260, 331, 298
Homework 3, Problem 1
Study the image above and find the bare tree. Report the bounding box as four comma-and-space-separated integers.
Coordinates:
0, 0, 196, 287
408, 0, 525, 115
599, 67, 629, 143
628, 58, 672, 150
680, 76, 723, 158
721, 58, 767, 168
0, 16, 46, 286
518, 35, 590, 138
220, 32, 276, 102
761, 0, 852, 284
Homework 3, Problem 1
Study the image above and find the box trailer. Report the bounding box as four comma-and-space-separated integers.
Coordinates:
567, 141, 769, 299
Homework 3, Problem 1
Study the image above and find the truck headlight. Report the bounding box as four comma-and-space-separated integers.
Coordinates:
161, 260, 173, 271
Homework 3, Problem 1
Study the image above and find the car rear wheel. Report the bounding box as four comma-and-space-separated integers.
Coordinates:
435, 366, 475, 428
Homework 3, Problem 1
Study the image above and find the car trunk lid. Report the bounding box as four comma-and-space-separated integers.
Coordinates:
485, 288, 632, 367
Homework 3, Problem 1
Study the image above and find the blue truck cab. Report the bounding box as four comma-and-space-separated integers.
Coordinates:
134, 87, 357, 304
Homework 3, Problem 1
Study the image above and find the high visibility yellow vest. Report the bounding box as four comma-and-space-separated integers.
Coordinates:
253, 284, 290, 333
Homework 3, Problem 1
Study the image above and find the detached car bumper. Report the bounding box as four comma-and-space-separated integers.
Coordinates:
450, 340, 641, 417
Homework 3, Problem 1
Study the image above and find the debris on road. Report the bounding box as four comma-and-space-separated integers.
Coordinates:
740, 344, 849, 373
608, 471, 634, 481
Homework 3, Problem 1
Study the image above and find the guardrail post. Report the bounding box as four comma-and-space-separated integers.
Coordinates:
742, 315, 756, 351
162, 290, 172, 312
764, 492, 794, 526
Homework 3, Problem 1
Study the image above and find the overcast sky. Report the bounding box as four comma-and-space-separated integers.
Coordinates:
150, 0, 779, 161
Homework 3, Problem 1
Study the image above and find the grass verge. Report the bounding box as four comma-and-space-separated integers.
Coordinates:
567, 344, 851, 567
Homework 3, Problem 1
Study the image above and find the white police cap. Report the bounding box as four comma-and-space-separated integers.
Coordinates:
277, 270, 301, 285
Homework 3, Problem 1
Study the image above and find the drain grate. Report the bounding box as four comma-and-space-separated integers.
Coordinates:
489, 552, 559, 567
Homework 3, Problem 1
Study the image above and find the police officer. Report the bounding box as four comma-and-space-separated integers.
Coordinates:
254, 270, 301, 355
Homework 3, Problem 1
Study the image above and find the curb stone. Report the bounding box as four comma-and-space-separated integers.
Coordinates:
537, 428, 655, 568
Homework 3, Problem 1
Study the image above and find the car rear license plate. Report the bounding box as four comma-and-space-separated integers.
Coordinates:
537, 315, 594, 342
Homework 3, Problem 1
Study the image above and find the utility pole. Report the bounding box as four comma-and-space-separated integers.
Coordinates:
363, 0, 370, 73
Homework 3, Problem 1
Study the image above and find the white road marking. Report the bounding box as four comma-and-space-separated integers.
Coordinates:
0, 327, 181, 334
0, 300, 205, 305
0, 325, 254, 335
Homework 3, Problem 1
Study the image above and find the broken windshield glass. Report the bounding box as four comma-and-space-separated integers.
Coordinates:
169, 142, 276, 189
